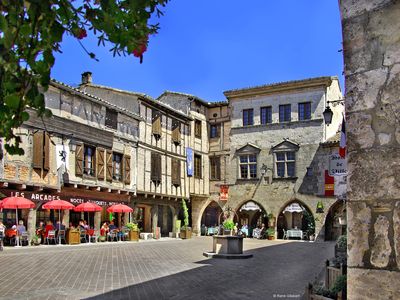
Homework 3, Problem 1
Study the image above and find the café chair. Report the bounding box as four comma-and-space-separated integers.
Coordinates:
80, 230, 87, 243
46, 230, 57, 245
20, 232, 29, 246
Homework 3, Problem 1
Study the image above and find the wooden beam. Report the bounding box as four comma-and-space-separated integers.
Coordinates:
33, 186, 43, 192
16, 184, 26, 191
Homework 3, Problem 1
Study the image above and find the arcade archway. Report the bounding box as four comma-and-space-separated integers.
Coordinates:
277, 201, 313, 239
200, 201, 222, 228
324, 200, 346, 241
234, 201, 268, 237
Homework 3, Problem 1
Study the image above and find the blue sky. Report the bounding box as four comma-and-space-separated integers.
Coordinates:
51, 0, 343, 101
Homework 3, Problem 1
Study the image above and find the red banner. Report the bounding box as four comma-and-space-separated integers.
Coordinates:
220, 185, 229, 201
324, 170, 334, 196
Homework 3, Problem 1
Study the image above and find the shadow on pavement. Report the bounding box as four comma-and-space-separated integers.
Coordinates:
85, 241, 334, 300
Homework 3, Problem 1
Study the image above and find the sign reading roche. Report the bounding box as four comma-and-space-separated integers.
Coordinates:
329, 154, 347, 176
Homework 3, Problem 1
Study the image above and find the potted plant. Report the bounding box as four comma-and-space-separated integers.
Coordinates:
222, 219, 235, 235
31, 234, 41, 246
267, 213, 275, 227
180, 199, 192, 239
126, 222, 139, 241
267, 227, 275, 240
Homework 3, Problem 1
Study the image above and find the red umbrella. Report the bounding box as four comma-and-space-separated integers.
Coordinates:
42, 200, 75, 245
0, 197, 35, 247
106, 204, 133, 213
42, 200, 75, 210
74, 202, 102, 212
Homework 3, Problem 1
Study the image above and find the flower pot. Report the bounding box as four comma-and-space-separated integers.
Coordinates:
180, 228, 192, 239
129, 230, 139, 241
223, 229, 233, 236
268, 236, 275, 240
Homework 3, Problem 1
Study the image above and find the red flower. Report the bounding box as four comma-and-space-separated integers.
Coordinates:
77, 28, 87, 40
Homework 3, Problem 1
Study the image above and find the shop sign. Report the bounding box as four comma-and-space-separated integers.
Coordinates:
3, 191, 126, 207
329, 154, 347, 176
219, 185, 229, 201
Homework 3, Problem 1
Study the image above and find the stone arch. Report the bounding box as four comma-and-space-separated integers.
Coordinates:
324, 199, 346, 241
234, 200, 269, 236
276, 199, 314, 239
199, 200, 223, 229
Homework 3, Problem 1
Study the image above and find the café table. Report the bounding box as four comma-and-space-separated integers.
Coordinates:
286, 229, 303, 239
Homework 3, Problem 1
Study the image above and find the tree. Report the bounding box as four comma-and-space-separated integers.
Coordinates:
0, 0, 168, 154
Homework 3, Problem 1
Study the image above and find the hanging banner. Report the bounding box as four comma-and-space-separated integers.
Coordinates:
186, 147, 193, 177
324, 170, 334, 196
220, 185, 229, 201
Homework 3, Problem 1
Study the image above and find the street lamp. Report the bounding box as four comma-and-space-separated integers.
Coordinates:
323, 99, 345, 125
323, 105, 333, 125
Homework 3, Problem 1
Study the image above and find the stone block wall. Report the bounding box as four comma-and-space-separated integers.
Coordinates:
341, 0, 400, 298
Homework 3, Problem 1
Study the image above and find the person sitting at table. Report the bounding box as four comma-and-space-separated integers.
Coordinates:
78, 220, 85, 230
55, 221, 65, 231
100, 222, 109, 236
109, 221, 117, 231
83, 220, 89, 230
44, 221, 55, 239
259, 223, 266, 239
252, 225, 261, 239
36, 221, 45, 244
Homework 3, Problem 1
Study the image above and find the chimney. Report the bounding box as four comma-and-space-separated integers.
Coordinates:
81, 71, 92, 84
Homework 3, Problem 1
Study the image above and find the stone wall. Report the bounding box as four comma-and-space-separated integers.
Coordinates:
340, 0, 400, 298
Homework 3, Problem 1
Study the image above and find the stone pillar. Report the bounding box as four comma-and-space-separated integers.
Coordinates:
151, 205, 158, 235
340, 1, 400, 298
28, 209, 36, 239
190, 199, 203, 236
94, 212, 101, 230
62, 210, 69, 228
170, 206, 178, 233
124, 212, 129, 225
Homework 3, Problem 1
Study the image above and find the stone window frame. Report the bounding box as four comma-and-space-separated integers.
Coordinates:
260, 106, 272, 125
238, 153, 258, 179
274, 151, 296, 178
242, 109, 254, 126
298, 102, 312, 121
279, 104, 291, 123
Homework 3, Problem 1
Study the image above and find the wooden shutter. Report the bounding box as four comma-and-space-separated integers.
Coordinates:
32, 131, 44, 169
152, 110, 162, 138
123, 155, 131, 184
171, 158, 181, 186
96, 148, 105, 180
43, 133, 50, 170
151, 153, 161, 183
75, 144, 84, 176
172, 120, 181, 145
106, 150, 113, 182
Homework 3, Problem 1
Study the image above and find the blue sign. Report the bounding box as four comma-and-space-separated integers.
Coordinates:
186, 147, 193, 177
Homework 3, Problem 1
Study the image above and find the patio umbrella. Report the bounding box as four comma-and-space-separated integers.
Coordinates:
106, 204, 133, 213
42, 200, 75, 245
74, 202, 102, 241
0, 196, 35, 247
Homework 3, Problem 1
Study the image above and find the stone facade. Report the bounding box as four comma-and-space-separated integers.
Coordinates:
340, 0, 400, 298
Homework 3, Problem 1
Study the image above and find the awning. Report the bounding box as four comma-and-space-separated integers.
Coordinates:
283, 203, 304, 213
240, 201, 261, 212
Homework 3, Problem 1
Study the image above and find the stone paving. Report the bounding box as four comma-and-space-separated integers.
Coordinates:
0, 237, 334, 300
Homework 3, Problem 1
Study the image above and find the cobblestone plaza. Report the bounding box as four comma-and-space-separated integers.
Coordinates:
0, 237, 334, 300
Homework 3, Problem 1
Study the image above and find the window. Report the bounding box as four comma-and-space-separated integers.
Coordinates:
210, 124, 220, 138
112, 153, 122, 181
260, 106, 272, 124
171, 158, 181, 186
298, 102, 311, 120
105, 108, 118, 130
243, 109, 254, 126
83, 145, 96, 176
275, 151, 296, 178
194, 120, 202, 138
152, 109, 161, 140
194, 154, 202, 178
151, 152, 162, 184
172, 119, 181, 145
210, 157, 221, 180
32, 131, 50, 170
239, 154, 257, 179
279, 104, 291, 122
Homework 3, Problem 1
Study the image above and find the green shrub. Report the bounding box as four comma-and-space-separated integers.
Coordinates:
182, 199, 190, 229
336, 235, 347, 250
267, 227, 275, 236
223, 220, 235, 230
126, 223, 138, 231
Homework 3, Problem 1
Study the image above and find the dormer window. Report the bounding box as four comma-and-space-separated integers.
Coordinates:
272, 139, 299, 179
236, 143, 261, 180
